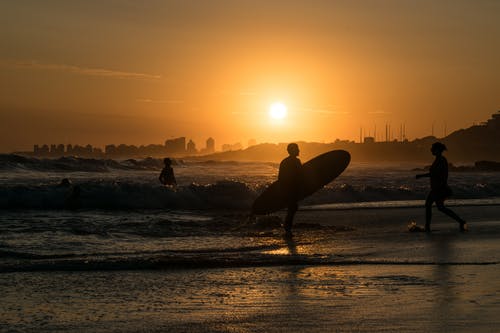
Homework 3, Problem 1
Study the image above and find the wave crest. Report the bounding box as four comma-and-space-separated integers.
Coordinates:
0, 154, 166, 172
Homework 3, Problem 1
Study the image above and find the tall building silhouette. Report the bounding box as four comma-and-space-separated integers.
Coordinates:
165, 137, 186, 154
206, 137, 215, 153
187, 139, 197, 154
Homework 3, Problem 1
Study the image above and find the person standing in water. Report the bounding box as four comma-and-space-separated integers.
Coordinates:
416, 142, 467, 232
278, 143, 304, 235
159, 157, 177, 187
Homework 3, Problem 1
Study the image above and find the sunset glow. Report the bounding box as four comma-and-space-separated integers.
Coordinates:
269, 102, 287, 120
0, 2, 499, 152
1, 3, 500, 331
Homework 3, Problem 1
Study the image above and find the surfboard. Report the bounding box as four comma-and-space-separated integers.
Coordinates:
252, 150, 351, 215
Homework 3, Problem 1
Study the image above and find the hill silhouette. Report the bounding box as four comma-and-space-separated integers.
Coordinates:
195, 111, 500, 163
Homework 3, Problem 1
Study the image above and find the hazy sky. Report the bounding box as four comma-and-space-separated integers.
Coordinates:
1, 0, 499, 152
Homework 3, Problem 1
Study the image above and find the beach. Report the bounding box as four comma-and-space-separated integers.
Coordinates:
3, 1, 500, 331
1, 205, 499, 332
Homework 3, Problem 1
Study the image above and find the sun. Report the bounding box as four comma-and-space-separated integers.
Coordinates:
269, 102, 287, 120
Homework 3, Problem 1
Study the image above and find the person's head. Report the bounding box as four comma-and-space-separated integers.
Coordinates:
431, 142, 447, 156
287, 143, 299, 157
59, 178, 72, 187
163, 157, 172, 166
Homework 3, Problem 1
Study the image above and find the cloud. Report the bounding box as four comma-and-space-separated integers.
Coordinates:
1, 59, 161, 80
368, 110, 392, 115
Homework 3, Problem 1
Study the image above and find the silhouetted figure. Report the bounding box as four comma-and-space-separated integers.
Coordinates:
57, 178, 75, 209
58, 178, 72, 187
278, 143, 304, 235
416, 142, 467, 232
65, 185, 81, 210
159, 157, 177, 187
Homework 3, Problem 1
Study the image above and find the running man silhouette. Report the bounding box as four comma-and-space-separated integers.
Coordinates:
416, 142, 467, 232
159, 157, 177, 187
278, 143, 304, 235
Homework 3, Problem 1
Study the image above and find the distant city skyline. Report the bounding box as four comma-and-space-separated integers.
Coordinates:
29, 136, 250, 156
24, 110, 500, 163
12, 109, 497, 157
1, 107, 497, 153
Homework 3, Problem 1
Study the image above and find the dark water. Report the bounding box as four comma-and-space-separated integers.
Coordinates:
1, 205, 499, 332
1, 158, 500, 273
1, 205, 499, 273
1, 157, 500, 210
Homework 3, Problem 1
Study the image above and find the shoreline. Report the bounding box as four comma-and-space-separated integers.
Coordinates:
302, 198, 500, 211
1, 204, 499, 332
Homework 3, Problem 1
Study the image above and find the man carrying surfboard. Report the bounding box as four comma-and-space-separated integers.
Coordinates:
278, 143, 304, 235
251, 147, 350, 234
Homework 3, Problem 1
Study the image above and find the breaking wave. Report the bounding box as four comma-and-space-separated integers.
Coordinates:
1, 154, 500, 210
1, 180, 499, 210
0, 180, 256, 210
0, 154, 167, 172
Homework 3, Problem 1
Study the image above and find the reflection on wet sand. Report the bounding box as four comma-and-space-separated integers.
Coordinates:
1, 264, 499, 332
1, 206, 499, 332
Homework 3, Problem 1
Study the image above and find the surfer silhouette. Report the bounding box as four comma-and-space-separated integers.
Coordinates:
278, 143, 304, 235
65, 185, 81, 210
159, 158, 177, 187
416, 142, 467, 232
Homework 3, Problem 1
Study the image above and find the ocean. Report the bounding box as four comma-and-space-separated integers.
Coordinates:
1, 154, 499, 272
1, 155, 500, 331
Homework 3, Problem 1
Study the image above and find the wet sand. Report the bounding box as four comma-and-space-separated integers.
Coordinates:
1, 205, 499, 332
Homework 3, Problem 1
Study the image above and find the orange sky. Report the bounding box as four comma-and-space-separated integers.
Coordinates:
1, 1, 499, 152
